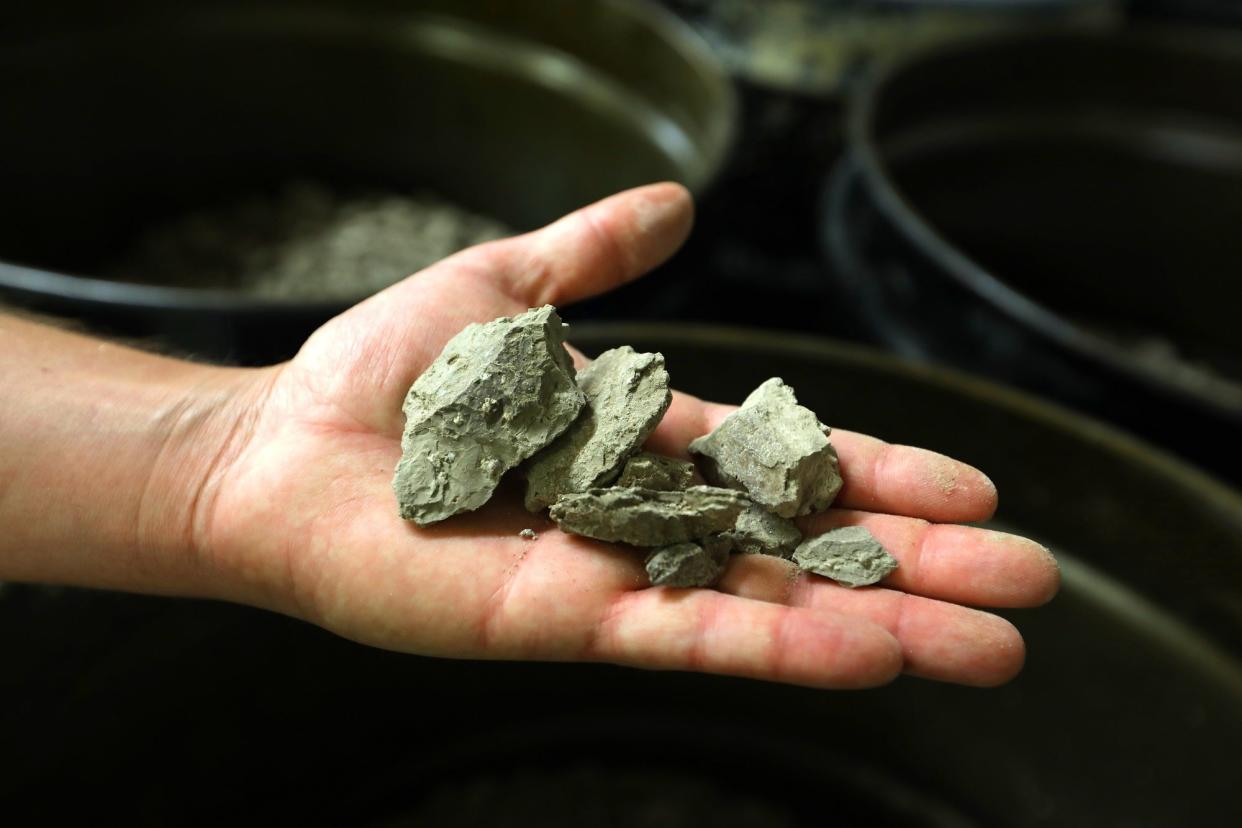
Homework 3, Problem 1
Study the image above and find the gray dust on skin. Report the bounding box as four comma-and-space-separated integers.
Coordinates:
108, 180, 512, 301
615, 452, 697, 491
722, 501, 802, 558
523, 347, 672, 511
392, 306, 585, 526
644, 535, 731, 588
548, 486, 748, 547
792, 525, 898, 587
690, 377, 842, 519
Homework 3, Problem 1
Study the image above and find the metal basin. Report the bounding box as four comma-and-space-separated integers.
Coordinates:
2, 325, 1238, 825
0, 0, 734, 361
824, 27, 1242, 481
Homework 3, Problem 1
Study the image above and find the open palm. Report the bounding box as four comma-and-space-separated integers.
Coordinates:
200, 184, 1059, 689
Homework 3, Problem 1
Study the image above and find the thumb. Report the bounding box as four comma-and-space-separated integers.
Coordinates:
292, 183, 693, 436
488, 181, 694, 307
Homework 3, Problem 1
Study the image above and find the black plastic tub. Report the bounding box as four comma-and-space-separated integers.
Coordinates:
0, 0, 734, 363
3, 325, 1239, 826
824, 27, 1242, 481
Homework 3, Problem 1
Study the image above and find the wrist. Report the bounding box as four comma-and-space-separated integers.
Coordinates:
0, 314, 279, 601
137, 362, 281, 604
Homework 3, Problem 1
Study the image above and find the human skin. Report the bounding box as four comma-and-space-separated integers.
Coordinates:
0, 183, 1060, 689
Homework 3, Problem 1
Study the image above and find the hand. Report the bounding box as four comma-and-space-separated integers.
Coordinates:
176, 184, 1060, 689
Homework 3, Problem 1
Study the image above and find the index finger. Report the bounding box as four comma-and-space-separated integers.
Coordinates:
645, 392, 997, 524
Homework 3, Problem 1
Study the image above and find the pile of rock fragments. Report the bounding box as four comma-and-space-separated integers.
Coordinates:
392, 306, 898, 589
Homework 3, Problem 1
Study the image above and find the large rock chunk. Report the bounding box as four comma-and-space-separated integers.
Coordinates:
723, 501, 802, 558
615, 452, 697, 492
393, 305, 585, 525
549, 486, 748, 547
792, 526, 898, 587
645, 538, 730, 588
689, 378, 842, 519
524, 347, 671, 511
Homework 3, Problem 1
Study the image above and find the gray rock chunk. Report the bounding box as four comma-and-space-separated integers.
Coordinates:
615, 452, 697, 492
723, 501, 802, 558
549, 486, 748, 547
792, 526, 898, 587
393, 305, 585, 525
645, 540, 730, 588
524, 347, 671, 511
689, 378, 842, 519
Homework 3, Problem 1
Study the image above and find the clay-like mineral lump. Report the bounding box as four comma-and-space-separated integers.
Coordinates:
523, 347, 671, 511
689, 377, 842, 519
393, 305, 585, 525
792, 526, 898, 587
645, 538, 730, 588
548, 486, 748, 547
723, 501, 802, 558
615, 452, 697, 492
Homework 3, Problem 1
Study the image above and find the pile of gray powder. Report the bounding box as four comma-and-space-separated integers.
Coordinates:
109, 180, 512, 301
392, 305, 898, 590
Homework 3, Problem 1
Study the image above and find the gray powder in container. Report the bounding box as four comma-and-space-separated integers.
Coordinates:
109, 180, 512, 300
